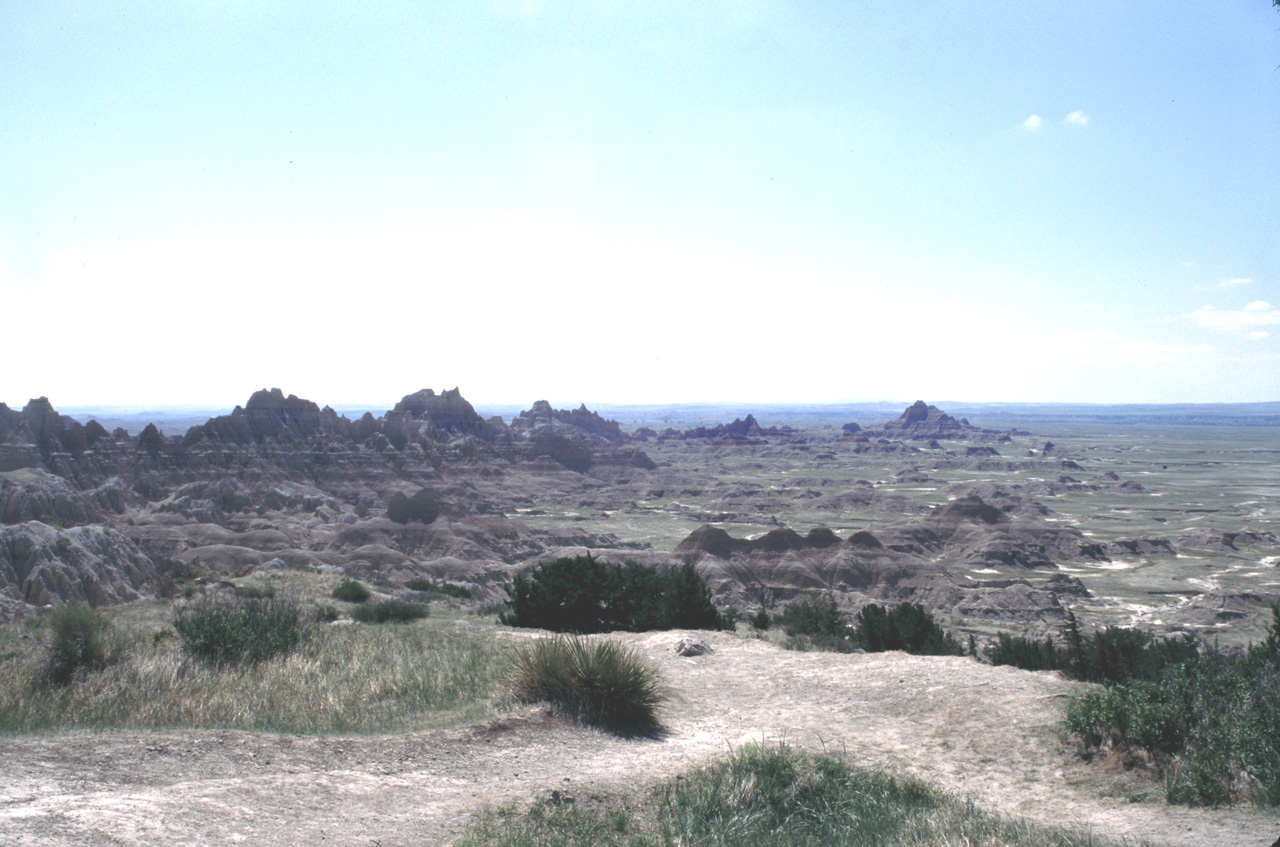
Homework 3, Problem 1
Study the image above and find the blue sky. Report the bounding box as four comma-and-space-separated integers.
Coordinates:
2, 1, 1277, 407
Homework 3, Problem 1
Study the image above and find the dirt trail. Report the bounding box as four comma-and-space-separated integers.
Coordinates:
1, 630, 1275, 846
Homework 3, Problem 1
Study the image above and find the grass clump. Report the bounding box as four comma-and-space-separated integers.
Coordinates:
42, 604, 120, 685
502, 555, 723, 634
510, 635, 664, 735
331, 579, 371, 603
351, 599, 429, 624
173, 592, 306, 665
458, 743, 1115, 847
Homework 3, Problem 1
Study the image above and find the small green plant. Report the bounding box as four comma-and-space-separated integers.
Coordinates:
313, 603, 340, 623
748, 608, 771, 630
43, 604, 117, 685
173, 593, 306, 665
331, 579, 371, 603
351, 599, 429, 624
510, 635, 664, 735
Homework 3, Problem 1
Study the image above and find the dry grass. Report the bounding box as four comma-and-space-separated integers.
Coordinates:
0, 591, 511, 735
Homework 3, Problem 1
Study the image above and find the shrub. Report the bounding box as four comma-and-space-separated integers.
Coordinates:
331, 579, 371, 603
351, 599, 429, 624
510, 635, 663, 734
43, 604, 117, 685
988, 612, 1202, 683
749, 608, 772, 630
174, 593, 306, 665
855, 602, 964, 656
502, 556, 722, 634
1062, 605, 1280, 807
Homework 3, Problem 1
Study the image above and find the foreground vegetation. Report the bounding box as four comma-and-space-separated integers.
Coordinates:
457, 743, 1119, 847
991, 608, 1280, 807
0, 582, 508, 735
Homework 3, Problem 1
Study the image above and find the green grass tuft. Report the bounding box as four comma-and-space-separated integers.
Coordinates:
510, 635, 664, 735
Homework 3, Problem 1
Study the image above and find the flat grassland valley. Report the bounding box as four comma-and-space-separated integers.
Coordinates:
1, 389, 1278, 847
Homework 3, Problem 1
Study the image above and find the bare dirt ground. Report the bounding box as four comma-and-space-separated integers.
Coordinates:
1, 630, 1276, 846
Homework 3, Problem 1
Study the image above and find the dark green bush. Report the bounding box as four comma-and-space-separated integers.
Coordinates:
988, 612, 1201, 683
174, 593, 306, 665
351, 599, 429, 624
855, 602, 964, 656
501, 556, 722, 634
43, 604, 118, 685
749, 608, 772, 630
511, 635, 663, 734
331, 579, 371, 603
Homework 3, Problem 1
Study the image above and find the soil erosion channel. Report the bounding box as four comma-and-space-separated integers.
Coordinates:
0, 630, 1272, 847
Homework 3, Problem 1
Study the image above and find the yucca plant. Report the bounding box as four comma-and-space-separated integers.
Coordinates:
43, 604, 118, 685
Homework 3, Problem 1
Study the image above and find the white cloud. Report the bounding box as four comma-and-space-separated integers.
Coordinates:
1080, 302, 1097, 310
1022, 114, 1043, 131
1185, 301, 1280, 336
1219, 277, 1252, 289
1064, 110, 1090, 126
1248, 331, 1271, 340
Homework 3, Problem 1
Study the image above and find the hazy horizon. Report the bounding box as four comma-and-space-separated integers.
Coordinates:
4, 2, 1277, 406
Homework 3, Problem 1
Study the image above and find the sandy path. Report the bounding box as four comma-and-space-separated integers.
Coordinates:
1, 630, 1276, 846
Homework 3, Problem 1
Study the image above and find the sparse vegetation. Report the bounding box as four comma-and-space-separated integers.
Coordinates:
502, 556, 722, 634
331, 579, 371, 603
351, 599, 429, 624
173, 592, 307, 665
510, 635, 664, 735
457, 742, 1117, 847
42, 604, 119, 685
0, 597, 508, 734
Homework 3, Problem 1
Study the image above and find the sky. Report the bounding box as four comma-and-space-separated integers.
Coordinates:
2, 1, 1278, 409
